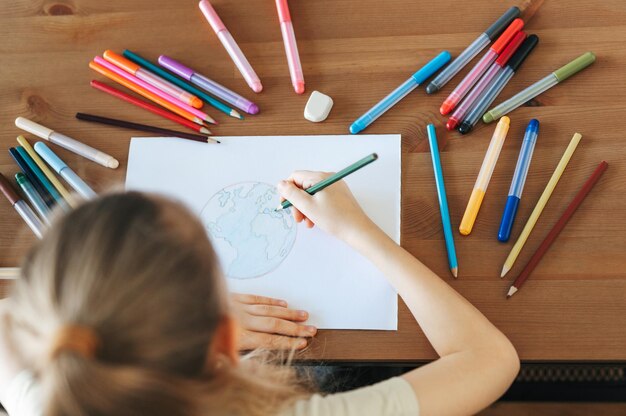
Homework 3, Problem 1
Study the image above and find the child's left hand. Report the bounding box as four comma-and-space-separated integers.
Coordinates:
232, 294, 317, 351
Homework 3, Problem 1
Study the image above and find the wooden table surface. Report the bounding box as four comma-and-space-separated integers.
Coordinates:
1, 0, 625, 362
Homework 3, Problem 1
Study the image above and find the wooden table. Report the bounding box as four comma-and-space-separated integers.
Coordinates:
1, 0, 625, 362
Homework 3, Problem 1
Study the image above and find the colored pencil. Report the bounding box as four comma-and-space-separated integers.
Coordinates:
75, 113, 220, 144
123, 50, 245, 119
507, 161, 608, 298
427, 124, 458, 278
89, 61, 206, 126
501, 133, 582, 278
90, 81, 211, 134
276, 153, 378, 211
16, 135, 75, 206
0, 172, 45, 239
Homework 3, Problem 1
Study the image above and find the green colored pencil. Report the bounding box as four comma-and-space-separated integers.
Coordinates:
276, 153, 378, 211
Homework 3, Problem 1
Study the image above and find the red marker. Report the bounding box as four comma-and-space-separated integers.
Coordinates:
440, 18, 524, 115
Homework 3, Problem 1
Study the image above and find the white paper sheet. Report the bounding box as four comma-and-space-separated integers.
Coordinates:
126, 135, 400, 330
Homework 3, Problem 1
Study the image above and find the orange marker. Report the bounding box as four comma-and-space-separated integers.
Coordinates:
89, 61, 205, 125
103, 50, 203, 109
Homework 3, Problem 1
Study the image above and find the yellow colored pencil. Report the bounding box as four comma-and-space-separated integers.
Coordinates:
501, 132, 582, 277
459, 116, 510, 235
16, 136, 76, 207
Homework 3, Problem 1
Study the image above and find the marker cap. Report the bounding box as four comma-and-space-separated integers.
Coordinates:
553, 52, 596, 82
275, 0, 291, 22
15, 117, 53, 140
199, 0, 226, 33
484, 7, 521, 40
496, 31, 526, 67
158, 55, 194, 81
34, 142, 67, 174
411, 51, 451, 85
507, 35, 539, 72
491, 18, 524, 54
103, 50, 140, 74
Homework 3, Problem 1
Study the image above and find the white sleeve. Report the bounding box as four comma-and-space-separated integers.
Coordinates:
0, 371, 42, 416
285, 377, 419, 416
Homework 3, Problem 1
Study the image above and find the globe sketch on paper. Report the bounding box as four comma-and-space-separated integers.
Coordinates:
200, 182, 297, 279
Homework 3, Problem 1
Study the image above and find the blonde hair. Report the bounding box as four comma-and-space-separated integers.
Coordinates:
8, 192, 312, 416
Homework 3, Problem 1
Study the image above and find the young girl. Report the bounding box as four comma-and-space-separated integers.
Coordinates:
0, 171, 519, 416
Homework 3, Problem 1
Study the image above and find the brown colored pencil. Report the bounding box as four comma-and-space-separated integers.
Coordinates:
75, 113, 219, 144
507, 161, 608, 298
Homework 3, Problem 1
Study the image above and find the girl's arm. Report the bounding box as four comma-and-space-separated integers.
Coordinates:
277, 172, 520, 416
0, 299, 22, 403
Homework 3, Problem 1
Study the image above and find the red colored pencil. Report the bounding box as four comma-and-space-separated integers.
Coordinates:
90, 80, 211, 135
507, 161, 608, 298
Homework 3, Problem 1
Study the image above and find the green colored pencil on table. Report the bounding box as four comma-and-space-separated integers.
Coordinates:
276, 153, 378, 211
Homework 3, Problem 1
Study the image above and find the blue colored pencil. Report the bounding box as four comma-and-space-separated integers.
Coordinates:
426, 124, 459, 278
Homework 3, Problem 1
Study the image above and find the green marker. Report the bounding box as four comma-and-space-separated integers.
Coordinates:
276, 153, 378, 211
15, 146, 69, 211
483, 52, 596, 123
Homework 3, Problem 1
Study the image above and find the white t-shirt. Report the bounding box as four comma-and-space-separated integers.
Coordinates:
1, 371, 419, 416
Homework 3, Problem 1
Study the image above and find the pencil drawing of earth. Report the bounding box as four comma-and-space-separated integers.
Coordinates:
201, 182, 297, 279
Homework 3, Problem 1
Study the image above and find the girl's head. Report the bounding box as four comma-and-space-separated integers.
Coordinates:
8, 192, 307, 416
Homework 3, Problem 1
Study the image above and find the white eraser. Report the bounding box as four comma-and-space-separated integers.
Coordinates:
304, 91, 333, 122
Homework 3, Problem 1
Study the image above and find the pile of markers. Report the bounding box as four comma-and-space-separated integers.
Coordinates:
350, 6, 596, 135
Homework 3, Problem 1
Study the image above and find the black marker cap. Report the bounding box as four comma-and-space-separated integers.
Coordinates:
485, 7, 521, 40
507, 34, 539, 72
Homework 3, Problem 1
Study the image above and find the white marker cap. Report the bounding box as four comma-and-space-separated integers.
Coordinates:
15, 117, 54, 140
304, 91, 334, 123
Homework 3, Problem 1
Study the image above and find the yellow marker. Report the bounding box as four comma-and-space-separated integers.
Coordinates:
16, 135, 76, 207
501, 132, 582, 277
459, 117, 510, 235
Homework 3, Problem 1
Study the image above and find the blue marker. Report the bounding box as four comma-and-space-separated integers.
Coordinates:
34, 142, 97, 200
498, 119, 540, 242
426, 124, 458, 278
350, 51, 451, 134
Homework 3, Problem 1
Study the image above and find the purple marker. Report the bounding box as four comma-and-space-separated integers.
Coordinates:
158, 55, 259, 115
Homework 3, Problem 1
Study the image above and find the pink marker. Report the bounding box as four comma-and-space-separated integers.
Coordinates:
275, 0, 305, 94
93, 56, 217, 125
199, 0, 263, 93
440, 18, 524, 115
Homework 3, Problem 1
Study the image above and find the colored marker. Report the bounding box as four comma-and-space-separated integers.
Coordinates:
102, 50, 203, 109
447, 31, 526, 131
15, 117, 119, 169
498, 119, 540, 242
349, 51, 451, 134
508, 161, 608, 298
9, 147, 54, 207
0, 172, 45, 239
34, 142, 97, 200
275, 0, 305, 94
93, 56, 217, 125
426, 6, 520, 94
458, 35, 539, 135
277, 153, 378, 211
123, 50, 247, 119
158, 55, 257, 115
501, 133, 582, 277
15, 146, 69, 211
16, 135, 74, 206
15, 173, 51, 224
484, 52, 596, 123
459, 117, 510, 235
199, 0, 263, 93
426, 125, 458, 278
440, 18, 524, 115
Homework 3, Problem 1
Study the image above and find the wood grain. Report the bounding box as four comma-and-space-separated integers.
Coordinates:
1, 0, 625, 361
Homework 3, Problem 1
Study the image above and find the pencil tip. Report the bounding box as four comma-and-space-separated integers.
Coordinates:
231, 110, 243, 120
500, 265, 510, 278
451, 267, 458, 278
507, 286, 517, 298
200, 127, 212, 135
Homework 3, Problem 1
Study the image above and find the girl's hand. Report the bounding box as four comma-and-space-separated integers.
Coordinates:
232, 294, 317, 351
276, 171, 375, 243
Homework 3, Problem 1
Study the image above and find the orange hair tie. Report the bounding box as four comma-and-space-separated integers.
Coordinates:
49, 325, 100, 361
